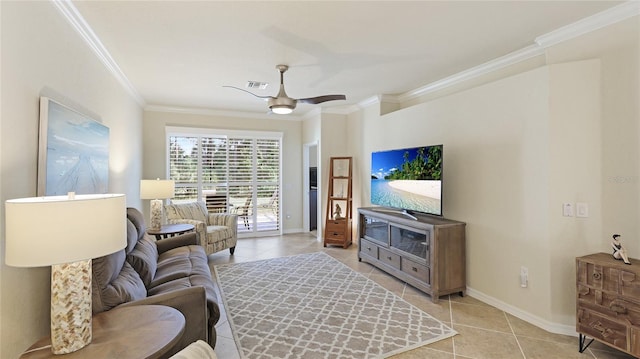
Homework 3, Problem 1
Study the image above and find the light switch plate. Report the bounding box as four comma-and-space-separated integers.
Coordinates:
576, 202, 589, 218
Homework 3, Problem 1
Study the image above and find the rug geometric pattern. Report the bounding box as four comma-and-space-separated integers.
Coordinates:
214, 252, 456, 359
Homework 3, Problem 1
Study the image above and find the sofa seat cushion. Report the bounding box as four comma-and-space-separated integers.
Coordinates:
151, 245, 210, 287
205, 225, 235, 243
148, 274, 220, 323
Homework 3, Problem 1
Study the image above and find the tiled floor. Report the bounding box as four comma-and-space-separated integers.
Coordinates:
207, 233, 635, 359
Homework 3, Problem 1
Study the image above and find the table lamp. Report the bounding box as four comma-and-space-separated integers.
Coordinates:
140, 179, 175, 230
5, 193, 126, 354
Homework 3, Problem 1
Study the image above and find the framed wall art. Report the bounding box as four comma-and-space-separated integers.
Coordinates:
38, 97, 109, 196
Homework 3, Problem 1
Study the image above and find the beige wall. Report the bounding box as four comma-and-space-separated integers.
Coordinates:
0, 2, 144, 358
143, 110, 304, 233
349, 16, 638, 332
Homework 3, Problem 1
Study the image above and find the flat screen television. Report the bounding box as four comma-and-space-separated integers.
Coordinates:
371, 144, 443, 218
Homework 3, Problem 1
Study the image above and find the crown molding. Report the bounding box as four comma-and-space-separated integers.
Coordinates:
145, 105, 304, 121
52, 0, 146, 107
357, 96, 380, 108
357, 94, 401, 109
398, 44, 545, 102
399, 1, 638, 102
322, 105, 360, 115
535, 1, 640, 48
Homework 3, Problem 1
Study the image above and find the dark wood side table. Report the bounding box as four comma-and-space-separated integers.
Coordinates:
147, 223, 195, 240
20, 305, 185, 359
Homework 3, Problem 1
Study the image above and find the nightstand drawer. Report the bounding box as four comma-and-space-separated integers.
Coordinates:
325, 220, 346, 235
326, 219, 346, 229
326, 231, 346, 241
401, 258, 430, 283
379, 248, 400, 270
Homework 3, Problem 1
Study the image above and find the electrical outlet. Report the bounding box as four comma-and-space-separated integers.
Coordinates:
520, 266, 528, 288
562, 203, 574, 217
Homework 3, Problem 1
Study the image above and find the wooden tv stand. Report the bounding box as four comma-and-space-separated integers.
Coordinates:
357, 207, 466, 303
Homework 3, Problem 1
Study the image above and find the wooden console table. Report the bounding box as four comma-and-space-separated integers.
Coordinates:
20, 305, 185, 359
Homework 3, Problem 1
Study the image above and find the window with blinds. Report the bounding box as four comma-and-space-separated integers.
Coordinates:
167, 128, 281, 235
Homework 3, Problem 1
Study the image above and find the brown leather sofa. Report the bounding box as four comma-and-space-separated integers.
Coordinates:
91, 207, 220, 356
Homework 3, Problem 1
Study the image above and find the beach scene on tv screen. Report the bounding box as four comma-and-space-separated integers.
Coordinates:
371, 145, 442, 215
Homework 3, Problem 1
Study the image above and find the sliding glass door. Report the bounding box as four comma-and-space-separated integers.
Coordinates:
167, 127, 281, 236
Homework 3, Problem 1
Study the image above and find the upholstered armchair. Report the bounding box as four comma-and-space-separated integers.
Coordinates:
165, 201, 238, 256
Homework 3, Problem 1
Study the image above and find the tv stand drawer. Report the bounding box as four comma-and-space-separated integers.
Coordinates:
402, 257, 429, 283
360, 239, 379, 259
379, 248, 401, 270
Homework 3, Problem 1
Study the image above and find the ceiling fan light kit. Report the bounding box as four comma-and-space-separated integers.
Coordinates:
224, 64, 346, 114
270, 105, 293, 115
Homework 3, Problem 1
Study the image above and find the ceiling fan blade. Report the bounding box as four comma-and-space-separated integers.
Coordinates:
297, 94, 346, 105
223, 86, 273, 101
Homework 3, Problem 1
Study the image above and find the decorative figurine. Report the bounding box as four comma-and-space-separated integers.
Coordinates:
612, 234, 631, 265
333, 204, 343, 220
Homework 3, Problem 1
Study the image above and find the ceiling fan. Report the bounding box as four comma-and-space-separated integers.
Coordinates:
224, 64, 346, 114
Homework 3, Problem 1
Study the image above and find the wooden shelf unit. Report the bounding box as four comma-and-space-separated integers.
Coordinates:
323, 157, 353, 248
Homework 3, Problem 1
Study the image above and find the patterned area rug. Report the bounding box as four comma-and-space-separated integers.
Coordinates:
214, 252, 456, 359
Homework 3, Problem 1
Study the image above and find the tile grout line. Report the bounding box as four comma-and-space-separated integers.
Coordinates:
448, 294, 457, 357
504, 311, 527, 358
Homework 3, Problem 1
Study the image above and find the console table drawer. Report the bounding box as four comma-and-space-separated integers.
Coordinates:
360, 239, 379, 259
578, 287, 640, 327
379, 248, 401, 270
401, 258, 429, 283
577, 307, 629, 350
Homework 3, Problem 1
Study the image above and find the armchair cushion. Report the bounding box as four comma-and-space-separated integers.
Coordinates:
165, 201, 208, 223
165, 201, 238, 256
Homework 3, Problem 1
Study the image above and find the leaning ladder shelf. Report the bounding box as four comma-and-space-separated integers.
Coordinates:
324, 157, 353, 248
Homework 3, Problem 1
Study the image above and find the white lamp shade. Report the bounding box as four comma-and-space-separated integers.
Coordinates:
5, 193, 127, 267
140, 179, 175, 200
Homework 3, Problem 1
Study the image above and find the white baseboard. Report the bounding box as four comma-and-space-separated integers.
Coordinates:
466, 287, 577, 337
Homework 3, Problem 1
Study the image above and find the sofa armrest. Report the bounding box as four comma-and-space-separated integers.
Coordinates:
156, 232, 198, 254
119, 286, 211, 350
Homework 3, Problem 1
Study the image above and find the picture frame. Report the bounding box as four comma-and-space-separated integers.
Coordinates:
37, 97, 109, 196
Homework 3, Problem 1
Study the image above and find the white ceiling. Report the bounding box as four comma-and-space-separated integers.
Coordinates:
71, 1, 624, 117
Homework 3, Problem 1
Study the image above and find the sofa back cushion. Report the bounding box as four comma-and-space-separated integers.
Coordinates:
126, 235, 158, 287
92, 249, 147, 314
166, 201, 208, 223
126, 207, 148, 243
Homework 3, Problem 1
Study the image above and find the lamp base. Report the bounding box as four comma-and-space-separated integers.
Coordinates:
149, 199, 163, 230
51, 260, 92, 354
